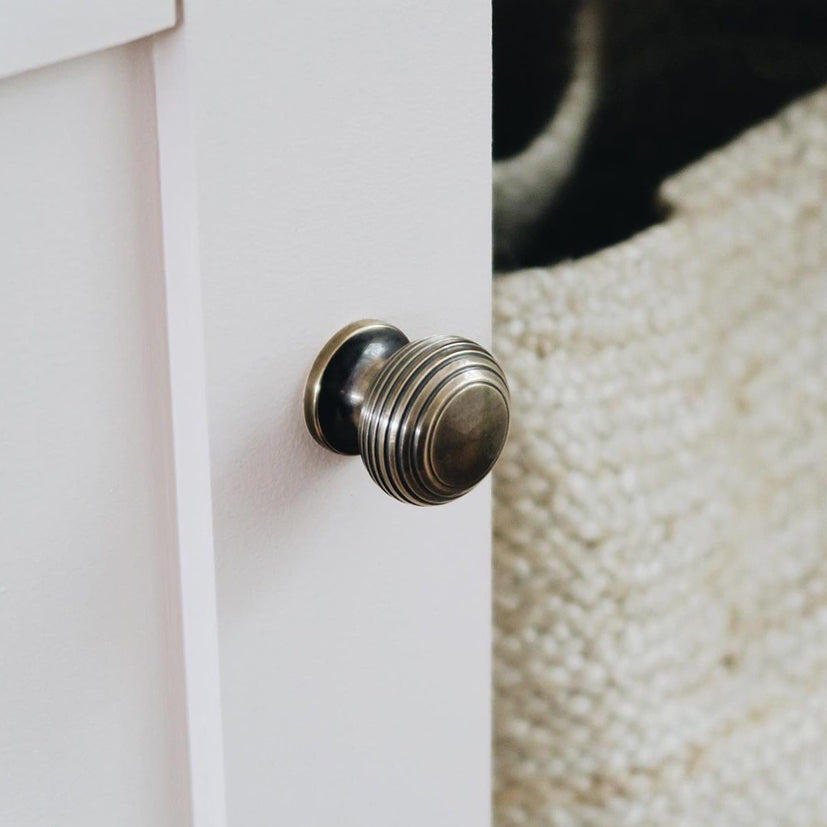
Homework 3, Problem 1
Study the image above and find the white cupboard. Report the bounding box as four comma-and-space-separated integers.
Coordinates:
0, 3, 491, 824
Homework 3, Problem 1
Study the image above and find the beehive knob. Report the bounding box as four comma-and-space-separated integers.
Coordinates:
304, 320, 510, 506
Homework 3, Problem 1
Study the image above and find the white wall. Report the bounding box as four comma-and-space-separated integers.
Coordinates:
0, 43, 186, 826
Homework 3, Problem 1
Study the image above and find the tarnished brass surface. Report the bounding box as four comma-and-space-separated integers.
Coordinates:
305, 320, 510, 506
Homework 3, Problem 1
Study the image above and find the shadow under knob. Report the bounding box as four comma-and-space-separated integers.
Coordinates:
304, 319, 510, 506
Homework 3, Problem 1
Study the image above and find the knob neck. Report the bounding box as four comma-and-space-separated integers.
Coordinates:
304, 320, 409, 454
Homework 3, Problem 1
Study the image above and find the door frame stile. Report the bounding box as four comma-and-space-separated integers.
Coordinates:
152, 24, 228, 827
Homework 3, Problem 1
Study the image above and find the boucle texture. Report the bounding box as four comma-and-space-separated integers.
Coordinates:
493, 88, 827, 825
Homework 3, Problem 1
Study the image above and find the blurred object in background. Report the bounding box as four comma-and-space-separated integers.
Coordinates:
493, 0, 827, 270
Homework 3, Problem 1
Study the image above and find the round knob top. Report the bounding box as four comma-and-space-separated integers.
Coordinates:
305, 321, 510, 506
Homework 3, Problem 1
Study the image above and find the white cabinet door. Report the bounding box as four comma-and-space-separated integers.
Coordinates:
1, 2, 491, 825
154, 2, 493, 823
0, 42, 188, 827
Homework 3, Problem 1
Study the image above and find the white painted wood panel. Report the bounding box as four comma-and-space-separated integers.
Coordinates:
154, 1, 492, 824
0, 43, 186, 826
153, 28, 228, 827
0, 0, 176, 80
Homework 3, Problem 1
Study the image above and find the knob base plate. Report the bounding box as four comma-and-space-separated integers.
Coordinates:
304, 320, 409, 454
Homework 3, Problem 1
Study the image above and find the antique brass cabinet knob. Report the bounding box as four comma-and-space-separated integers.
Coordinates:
304, 320, 510, 505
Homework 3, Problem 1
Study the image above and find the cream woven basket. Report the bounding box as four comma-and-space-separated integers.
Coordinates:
493, 87, 827, 826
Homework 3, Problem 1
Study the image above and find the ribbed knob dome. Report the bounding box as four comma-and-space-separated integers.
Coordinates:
359, 336, 510, 505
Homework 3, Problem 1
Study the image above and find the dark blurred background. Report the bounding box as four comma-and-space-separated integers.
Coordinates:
493, 0, 827, 270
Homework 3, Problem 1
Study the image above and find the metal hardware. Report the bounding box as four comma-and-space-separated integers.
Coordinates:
304, 319, 510, 505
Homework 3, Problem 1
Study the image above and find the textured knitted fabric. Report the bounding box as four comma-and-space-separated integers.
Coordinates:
493, 88, 827, 825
